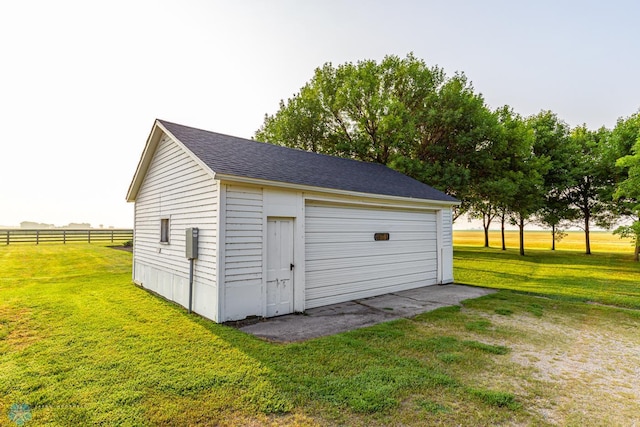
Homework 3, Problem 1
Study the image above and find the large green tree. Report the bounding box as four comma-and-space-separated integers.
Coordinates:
528, 111, 575, 250
392, 72, 498, 219
615, 143, 640, 261
496, 109, 536, 252
256, 54, 497, 220
256, 54, 441, 162
612, 113, 640, 261
565, 126, 616, 254
506, 115, 548, 256
468, 106, 526, 249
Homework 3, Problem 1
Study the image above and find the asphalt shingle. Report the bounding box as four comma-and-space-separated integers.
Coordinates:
159, 119, 458, 203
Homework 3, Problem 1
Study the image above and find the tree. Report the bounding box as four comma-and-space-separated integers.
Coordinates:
537, 197, 576, 250
469, 200, 498, 248
614, 144, 640, 261
565, 126, 616, 254
504, 114, 547, 256
497, 108, 536, 252
609, 112, 640, 162
612, 113, 640, 261
468, 106, 525, 249
393, 72, 498, 220
256, 54, 497, 221
257, 86, 328, 154
256, 54, 441, 163
526, 111, 575, 251
508, 161, 547, 256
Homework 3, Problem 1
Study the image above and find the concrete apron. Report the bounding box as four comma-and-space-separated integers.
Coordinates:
239, 284, 495, 342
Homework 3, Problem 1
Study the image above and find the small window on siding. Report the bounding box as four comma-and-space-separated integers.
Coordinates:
160, 218, 170, 243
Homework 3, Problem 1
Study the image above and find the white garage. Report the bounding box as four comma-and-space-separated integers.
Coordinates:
127, 119, 459, 323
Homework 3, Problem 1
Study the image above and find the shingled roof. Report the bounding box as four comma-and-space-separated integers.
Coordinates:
128, 119, 458, 204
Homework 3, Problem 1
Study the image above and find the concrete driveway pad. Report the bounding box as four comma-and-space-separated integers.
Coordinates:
239, 284, 495, 342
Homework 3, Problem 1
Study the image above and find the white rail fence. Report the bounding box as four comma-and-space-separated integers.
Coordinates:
1, 229, 133, 245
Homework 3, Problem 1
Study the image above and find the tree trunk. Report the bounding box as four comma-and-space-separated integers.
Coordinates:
452, 207, 462, 223
519, 216, 525, 256
635, 242, 639, 262
484, 224, 489, 248
483, 213, 492, 248
551, 224, 556, 251
501, 213, 506, 251
584, 215, 591, 255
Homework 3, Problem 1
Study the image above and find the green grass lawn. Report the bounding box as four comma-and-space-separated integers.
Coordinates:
454, 230, 640, 308
1, 241, 638, 426
454, 246, 640, 309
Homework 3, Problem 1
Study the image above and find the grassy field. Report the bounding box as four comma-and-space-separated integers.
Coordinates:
453, 230, 640, 309
454, 229, 636, 253
0, 239, 638, 426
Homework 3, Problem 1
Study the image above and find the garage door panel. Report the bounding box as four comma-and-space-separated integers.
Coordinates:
306, 260, 437, 288
305, 206, 437, 222
307, 271, 434, 299
305, 203, 438, 309
306, 247, 431, 264
306, 251, 436, 272
305, 231, 436, 244
306, 275, 435, 309
305, 218, 435, 233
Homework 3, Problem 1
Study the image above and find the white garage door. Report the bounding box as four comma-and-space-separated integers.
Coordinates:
305, 202, 438, 309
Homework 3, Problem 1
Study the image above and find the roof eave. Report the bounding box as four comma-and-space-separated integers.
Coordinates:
214, 173, 461, 207
126, 120, 164, 202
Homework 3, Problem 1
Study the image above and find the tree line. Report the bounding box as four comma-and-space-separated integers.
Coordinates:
255, 54, 640, 260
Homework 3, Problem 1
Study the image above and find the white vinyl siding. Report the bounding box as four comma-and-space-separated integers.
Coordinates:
441, 207, 454, 283
133, 134, 219, 320
442, 207, 452, 247
222, 185, 264, 320
305, 202, 438, 309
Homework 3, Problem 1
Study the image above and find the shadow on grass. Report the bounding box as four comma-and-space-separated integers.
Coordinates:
192, 305, 524, 425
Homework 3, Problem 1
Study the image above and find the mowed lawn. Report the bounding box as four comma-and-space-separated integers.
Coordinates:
0, 236, 638, 426
454, 230, 640, 309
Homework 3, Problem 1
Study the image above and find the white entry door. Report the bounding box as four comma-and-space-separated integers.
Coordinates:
266, 218, 294, 317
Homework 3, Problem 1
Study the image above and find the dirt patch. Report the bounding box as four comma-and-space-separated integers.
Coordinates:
484, 310, 640, 426
0, 307, 39, 352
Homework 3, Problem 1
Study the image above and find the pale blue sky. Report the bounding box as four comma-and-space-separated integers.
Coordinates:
1, 0, 638, 227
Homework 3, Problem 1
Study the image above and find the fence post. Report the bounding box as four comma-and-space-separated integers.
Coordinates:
5, 231, 8, 245
88, 230, 91, 244
111, 230, 114, 243
36, 231, 39, 245
63, 230, 66, 244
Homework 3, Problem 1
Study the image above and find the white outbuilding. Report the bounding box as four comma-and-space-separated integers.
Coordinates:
126, 119, 459, 322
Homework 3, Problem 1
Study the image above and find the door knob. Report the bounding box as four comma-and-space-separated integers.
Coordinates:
290, 263, 294, 271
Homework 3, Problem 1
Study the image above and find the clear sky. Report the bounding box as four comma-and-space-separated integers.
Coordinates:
1, 0, 638, 228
